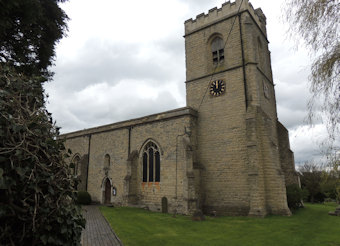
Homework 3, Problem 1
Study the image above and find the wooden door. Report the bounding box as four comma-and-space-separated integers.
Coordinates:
104, 179, 111, 204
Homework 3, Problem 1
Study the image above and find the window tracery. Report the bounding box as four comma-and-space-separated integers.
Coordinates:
142, 141, 161, 182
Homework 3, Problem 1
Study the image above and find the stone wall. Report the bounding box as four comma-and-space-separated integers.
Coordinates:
62, 107, 199, 214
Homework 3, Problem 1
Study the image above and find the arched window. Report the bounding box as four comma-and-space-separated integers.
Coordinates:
211, 37, 224, 64
104, 154, 110, 175
142, 141, 161, 182
104, 154, 110, 169
72, 155, 81, 175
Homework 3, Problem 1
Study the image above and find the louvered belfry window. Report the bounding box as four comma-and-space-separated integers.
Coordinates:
211, 37, 224, 64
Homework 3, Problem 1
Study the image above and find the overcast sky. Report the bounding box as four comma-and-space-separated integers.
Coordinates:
44, 0, 331, 166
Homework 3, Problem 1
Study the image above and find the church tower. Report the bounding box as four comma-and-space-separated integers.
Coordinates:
185, 0, 292, 216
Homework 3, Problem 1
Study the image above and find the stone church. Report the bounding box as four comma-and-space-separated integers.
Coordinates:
62, 0, 299, 216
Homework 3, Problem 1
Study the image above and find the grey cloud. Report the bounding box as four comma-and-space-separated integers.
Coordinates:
52, 88, 180, 134
277, 106, 306, 129
290, 124, 331, 165
52, 39, 183, 95
158, 37, 185, 60
292, 138, 326, 166
294, 146, 324, 166
275, 80, 309, 129
276, 85, 309, 111
182, 0, 224, 20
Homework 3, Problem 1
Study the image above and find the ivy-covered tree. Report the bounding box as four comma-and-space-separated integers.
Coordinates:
0, 66, 85, 245
0, 0, 85, 245
0, 0, 69, 78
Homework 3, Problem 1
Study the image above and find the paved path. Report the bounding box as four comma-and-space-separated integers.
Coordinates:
81, 205, 123, 246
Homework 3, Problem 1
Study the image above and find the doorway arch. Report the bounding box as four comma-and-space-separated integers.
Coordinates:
101, 177, 112, 204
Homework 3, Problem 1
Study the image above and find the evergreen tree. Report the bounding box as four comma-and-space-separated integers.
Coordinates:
0, 0, 69, 78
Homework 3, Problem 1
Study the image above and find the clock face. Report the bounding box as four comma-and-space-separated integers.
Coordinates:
210, 79, 225, 97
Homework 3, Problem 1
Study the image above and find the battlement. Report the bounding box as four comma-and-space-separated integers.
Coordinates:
185, 0, 266, 35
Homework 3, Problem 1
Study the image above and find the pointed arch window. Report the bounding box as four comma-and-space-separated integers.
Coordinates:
104, 154, 110, 168
142, 141, 161, 182
211, 37, 224, 64
72, 155, 81, 175
104, 154, 110, 175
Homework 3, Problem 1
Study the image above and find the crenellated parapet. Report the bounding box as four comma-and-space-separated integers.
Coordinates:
185, 0, 266, 36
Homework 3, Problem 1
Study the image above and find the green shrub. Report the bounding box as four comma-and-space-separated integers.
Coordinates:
77, 191, 92, 205
286, 184, 307, 209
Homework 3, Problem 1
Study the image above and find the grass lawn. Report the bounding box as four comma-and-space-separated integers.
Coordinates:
100, 203, 340, 246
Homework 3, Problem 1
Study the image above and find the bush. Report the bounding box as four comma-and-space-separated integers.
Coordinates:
77, 191, 92, 205
320, 173, 338, 200
313, 192, 326, 203
286, 184, 307, 209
